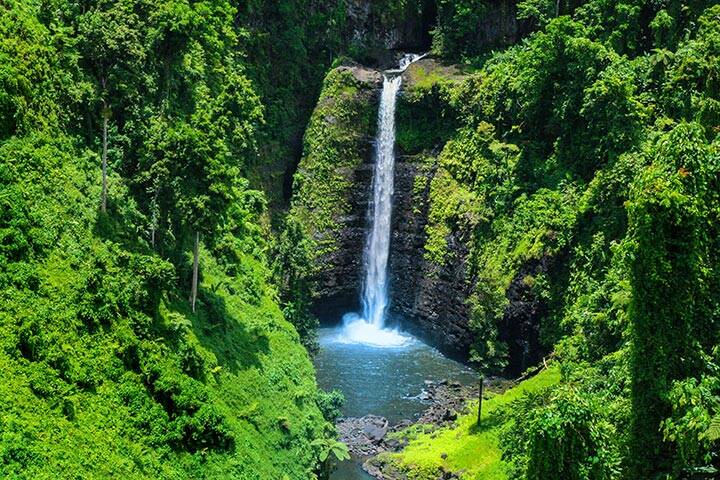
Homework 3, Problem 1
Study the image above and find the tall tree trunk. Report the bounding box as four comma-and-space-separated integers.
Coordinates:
101, 99, 109, 213
477, 376, 484, 425
191, 231, 200, 313
150, 193, 159, 248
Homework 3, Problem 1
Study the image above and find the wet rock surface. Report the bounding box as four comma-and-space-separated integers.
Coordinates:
337, 415, 390, 457
415, 380, 472, 425
336, 380, 477, 478
343, 0, 436, 66
307, 66, 381, 323
388, 154, 475, 360
339, 65, 383, 85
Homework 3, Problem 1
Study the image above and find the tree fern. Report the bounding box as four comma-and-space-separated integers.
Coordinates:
703, 415, 720, 442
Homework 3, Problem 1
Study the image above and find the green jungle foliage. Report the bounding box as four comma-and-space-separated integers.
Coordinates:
285, 1, 720, 476
382, 1, 720, 479
3, 0, 720, 478
236, 0, 347, 208
0, 0, 347, 477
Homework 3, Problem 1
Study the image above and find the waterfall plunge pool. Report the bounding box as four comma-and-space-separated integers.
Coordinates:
314, 323, 477, 479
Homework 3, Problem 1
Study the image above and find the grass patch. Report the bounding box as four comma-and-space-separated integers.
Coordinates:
381, 366, 561, 480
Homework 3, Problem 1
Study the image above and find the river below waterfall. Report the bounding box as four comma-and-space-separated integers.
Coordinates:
314, 325, 477, 479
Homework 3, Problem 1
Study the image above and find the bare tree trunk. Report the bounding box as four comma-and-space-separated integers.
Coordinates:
101, 100, 109, 213
191, 231, 200, 313
477, 376, 484, 425
150, 194, 159, 248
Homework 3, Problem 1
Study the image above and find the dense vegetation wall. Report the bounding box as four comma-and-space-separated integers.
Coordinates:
0, 1, 342, 477
401, 1, 720, 478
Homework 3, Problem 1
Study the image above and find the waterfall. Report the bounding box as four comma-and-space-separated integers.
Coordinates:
362, 72, 401, 328
340, 53, 425, 347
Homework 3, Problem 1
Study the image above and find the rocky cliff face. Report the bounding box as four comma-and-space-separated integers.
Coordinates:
388, 154, 475, 359
387, 59, 547, 370
473, 0, 523, 48
292, 59, 477, 355
388, 148, 549, 370
344, 0, 437, 65
289, 65, 381, 322
294, 59, 547, 372
384, 60, 474, 359
434, 0, 528, 58
311, 142, 374, 322
343, 0, 525, 65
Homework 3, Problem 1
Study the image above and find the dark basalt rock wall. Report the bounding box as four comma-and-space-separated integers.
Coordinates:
291, 65, 382, 323
387, 155, 475, 360
475, 0, 524, 49
499, 259, 550, 376
344, 0, 437, 65
311, 148, 375, 323
343, 0, 524, 64
387, 149, 549, 368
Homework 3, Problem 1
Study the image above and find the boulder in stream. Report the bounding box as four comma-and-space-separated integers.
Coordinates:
337, 415, 390, 457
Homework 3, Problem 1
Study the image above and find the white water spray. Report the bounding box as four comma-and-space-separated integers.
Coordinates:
339, 53, 426, 348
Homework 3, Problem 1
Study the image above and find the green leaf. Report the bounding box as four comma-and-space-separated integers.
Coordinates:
703, 416, 720, 441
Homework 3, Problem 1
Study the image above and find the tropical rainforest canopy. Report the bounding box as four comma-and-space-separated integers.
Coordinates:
1, 0, 719, 479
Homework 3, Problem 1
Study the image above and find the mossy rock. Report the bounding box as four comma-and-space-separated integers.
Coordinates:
289, 65, 380, 265
397, 58, 466, 156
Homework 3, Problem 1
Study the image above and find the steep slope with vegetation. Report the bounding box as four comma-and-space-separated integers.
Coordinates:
386, 1, 720, 478
0, 0, 342, 477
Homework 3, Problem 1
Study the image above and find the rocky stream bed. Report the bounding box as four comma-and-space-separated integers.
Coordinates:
336, 380, 478, 479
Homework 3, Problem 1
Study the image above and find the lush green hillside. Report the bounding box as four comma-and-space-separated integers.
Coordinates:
0, 133, 330, 478
383, 1, 720, 478
3, 0, 720, 478
377, 366, 561, 479
0, 0, 341, 478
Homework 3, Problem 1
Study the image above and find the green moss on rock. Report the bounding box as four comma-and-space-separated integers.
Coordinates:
289, 66, 379, 263
396, 59, 466, 155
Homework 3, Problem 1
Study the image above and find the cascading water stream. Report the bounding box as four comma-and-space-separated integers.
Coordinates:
339, 53, 425, 347
362, 71, 401, 328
